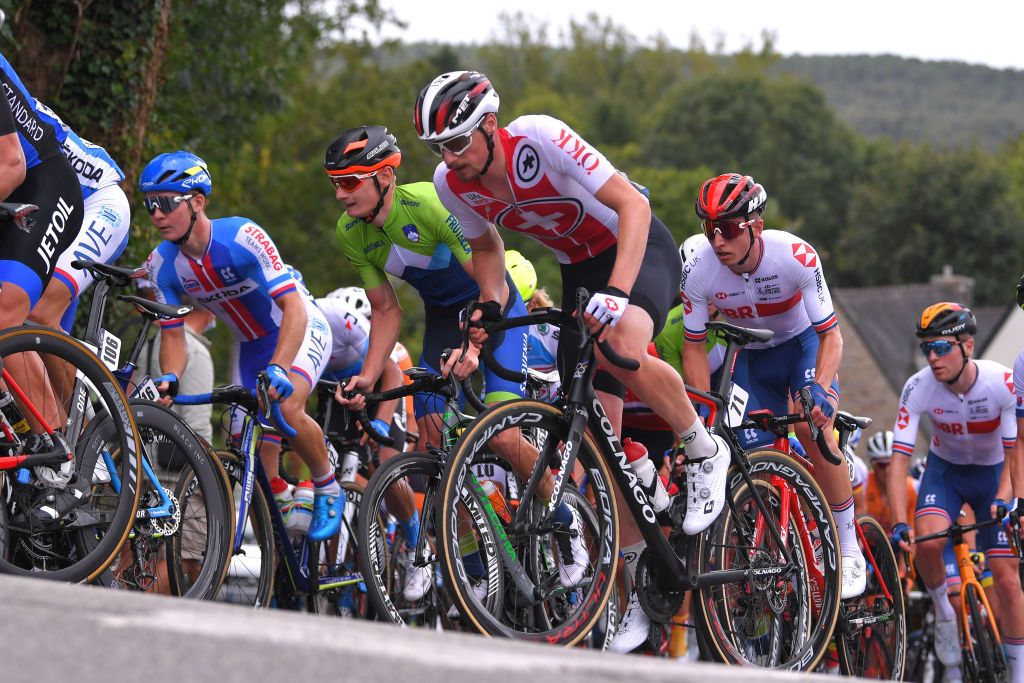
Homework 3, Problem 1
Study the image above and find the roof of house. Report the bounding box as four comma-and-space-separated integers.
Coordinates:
833, 280, 1002, 394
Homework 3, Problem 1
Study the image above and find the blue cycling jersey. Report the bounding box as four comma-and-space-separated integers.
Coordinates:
0, 52, 61, 168
146, 217, 303, 341
34, 100, 124, 198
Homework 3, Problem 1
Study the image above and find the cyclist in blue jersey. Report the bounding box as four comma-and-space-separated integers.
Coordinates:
325, 125, 591, 589
0, 52, 83, 331
27, 99, 129, 333
141, 150, 342, 542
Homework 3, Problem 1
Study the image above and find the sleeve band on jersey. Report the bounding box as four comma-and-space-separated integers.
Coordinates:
158, 319, 185, 330
892, 441, 914, 456
1003, 438, 1016, 449
684, 328, 707, 343
812, 312, 839, 334
269, 282, 296, 300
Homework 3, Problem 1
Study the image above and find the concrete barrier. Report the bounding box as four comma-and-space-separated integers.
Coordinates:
0, 575, 850, 682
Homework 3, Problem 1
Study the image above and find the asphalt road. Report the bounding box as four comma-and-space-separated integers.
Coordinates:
0, 575, 849, 683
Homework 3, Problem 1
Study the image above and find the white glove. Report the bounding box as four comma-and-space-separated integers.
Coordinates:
585, 287, 629, 327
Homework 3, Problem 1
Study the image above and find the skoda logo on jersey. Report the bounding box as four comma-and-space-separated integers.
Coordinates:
514, 143, 541, 186
402, 224, 420, 243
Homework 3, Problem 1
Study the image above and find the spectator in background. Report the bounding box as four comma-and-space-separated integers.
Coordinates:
134, 280, 216, 443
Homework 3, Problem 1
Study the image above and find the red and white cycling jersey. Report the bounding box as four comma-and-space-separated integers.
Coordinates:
434, 114, 625, 264
681, 230, 838, 349
892, 360, 1016, 466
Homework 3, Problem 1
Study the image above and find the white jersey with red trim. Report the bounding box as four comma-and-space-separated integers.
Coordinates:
1014, 348, 1024, 418
680, 230, 838, 349
892, 360, 1016, 466
434, 114, 626, 264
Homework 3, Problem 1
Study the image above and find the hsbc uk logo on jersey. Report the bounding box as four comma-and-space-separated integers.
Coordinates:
791, 242, 818, 268
897, 406, 911, 430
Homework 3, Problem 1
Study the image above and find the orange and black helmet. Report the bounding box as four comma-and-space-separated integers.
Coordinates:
324, 125, 401, 176
916, 302, 977, 338
695, 173, 767, 221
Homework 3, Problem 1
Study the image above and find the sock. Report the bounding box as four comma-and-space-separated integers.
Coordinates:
1006, 637, 1024, 683
552, 502, 574, 528
270, 477, 292, 513
830, 497, 859, 557
678, 418, 718, 459
312, 469, 340, 497
399, 510, 420, 548
926, 579, 956, 623
621, 541, 646, 583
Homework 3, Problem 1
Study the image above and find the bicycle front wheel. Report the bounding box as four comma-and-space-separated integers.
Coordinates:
963, 582, 1006, 683
695, 448, 841, 671
0, 326, 142, 582
836, 515, 906, 679
437, 399, 618, 646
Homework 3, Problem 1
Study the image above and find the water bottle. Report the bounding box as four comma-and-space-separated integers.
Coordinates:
480, 479, 512, 524
623, 438, 670, 512
287, 480, 314, 538
0, 390, 30, 435
337, 448, 359, 484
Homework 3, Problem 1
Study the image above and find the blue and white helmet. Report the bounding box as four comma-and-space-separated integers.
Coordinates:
139, 151, 212, 195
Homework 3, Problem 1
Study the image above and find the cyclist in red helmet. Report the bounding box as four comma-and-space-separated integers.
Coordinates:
682, 172, 867, 600
415, 70, 731, 652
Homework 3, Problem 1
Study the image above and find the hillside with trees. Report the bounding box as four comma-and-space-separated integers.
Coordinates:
3, 3, 1023, 372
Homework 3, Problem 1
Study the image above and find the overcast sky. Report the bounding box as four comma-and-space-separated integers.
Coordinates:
377, 0, 1024, 70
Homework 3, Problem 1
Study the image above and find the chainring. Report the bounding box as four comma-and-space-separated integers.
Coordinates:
634, 549, 685, 623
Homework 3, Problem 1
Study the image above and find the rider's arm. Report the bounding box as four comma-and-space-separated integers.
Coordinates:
371, 356, 404, 425
269, 290, 307, 369
359, 282, 402, 386
158, 325, 188, 378
683, 340, 711, 393
813, 326, 843, 394
0, 94, 25, 200
889, 376, 923, 528
465, 228, 508, 305
593, 173, 651, 294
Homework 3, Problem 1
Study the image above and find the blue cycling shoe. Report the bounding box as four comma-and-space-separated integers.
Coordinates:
308, 490, 345, 541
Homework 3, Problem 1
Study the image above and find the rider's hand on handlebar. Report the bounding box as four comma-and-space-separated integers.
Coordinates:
802, 381, 835, 428
581, 288, 628, 342
889, 522, 913, 554
264, 364, 294, 401
442, 343, 479, 381
155, 372, 179, 408
335, 375, 373, 412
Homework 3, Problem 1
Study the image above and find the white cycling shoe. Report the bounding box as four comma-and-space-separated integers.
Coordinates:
608, 589, 650, 653
682, 434, 730, 536
554, 505, 589, 588
446, 578, 489, 619
840, 552, 867, 600
934, 617, 962, 671
399, 549, 432, 602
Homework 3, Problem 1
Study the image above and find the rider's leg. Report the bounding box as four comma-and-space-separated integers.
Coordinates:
0, 283, 60, 430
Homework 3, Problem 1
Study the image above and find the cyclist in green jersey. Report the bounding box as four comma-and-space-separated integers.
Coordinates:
326, 125, 590, 589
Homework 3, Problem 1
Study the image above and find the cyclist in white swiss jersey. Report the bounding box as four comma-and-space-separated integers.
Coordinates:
414, 70, 730, 652
888, 303, 1024, 681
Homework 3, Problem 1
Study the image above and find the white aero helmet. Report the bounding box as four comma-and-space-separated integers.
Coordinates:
414, 71, 499, 144
866, 430, 894, 461
327, 286, 370, 315
679, 233, 706, 263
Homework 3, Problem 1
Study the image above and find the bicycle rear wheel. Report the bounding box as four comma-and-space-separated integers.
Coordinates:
89, 401, 232, 599
695, 448, 841, 671
0, 326, 142, 582
306, 480, 368, 616
963, 582, 1006, 683
836, 515, 907, 679
436, 399, 617, 646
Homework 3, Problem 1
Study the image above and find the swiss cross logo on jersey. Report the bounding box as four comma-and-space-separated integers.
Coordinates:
494, 198, 584, 235
681, 291, 693, 315
897, 406, 910, 429
791, 242, 818, 268
1005, 372, 1014, 394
